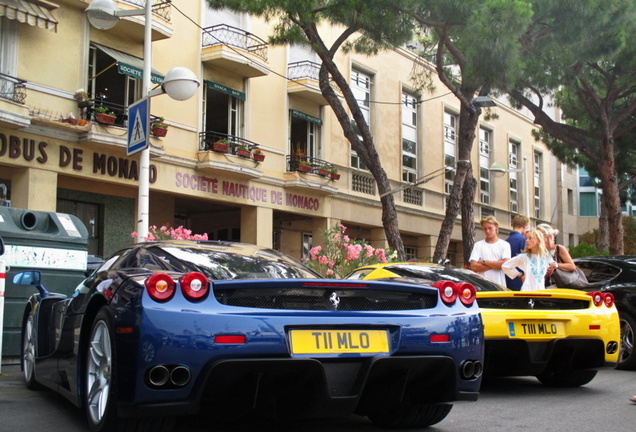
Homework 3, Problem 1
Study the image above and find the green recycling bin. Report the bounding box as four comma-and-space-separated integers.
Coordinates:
0, 207, 88, 363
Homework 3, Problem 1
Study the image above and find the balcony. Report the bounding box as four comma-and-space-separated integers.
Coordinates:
90, 0, 173, 42
201, 24, 269, 78
287, 61, 328, 105
0, 72, 29, 128
197, 131, 265, 178
0, 72, 26, 105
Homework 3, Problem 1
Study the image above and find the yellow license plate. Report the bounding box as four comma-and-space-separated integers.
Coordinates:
508, 321, 565, 338
290, 329, 390, 355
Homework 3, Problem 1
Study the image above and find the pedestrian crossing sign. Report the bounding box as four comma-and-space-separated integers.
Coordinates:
127, 98, 149, 156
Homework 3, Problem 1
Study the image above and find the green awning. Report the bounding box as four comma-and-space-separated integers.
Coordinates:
94, 43, 164, 85
291, 109, 322, 126
205, 80, 246, 101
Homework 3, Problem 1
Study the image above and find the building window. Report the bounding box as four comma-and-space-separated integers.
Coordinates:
479, 128, 492, 205
509, 141, 520, 214
580, 192, 599, 216
533, 152, 543, 219
303, 233, 313, 260
444, 111, 457, 194
204, 81, 244, 139
290, 110, 321, 159
404, 246, 417, 261
88, 44, 159, 113
350, 68, 371, 170
402, 92, 418, 183
567, 188, 574, 215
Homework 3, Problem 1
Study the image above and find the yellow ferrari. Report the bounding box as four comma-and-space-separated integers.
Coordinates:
346, 262, 620, 387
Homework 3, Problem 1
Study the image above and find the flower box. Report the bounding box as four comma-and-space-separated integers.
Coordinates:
253, 152, 265, 162
237, 148, 251, 158
96, 113, 116, 125
317, 168, 330, 177
330, 172, 341, 180
152, 125, 168, 137
212, 141, 229, 153
297, 163, 312, 173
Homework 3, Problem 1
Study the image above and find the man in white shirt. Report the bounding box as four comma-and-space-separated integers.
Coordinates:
469, 216, 511, 285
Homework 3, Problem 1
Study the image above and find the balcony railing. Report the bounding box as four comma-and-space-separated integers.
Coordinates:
199, 131, 263, 155
286, 155, 335, 176
0, 72, 26, 104
287, 61, 320, 81
202, 24, 268, 61
352, 173, 376, 195
121, 0, 171, 21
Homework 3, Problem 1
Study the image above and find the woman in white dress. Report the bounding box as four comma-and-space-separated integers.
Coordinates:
502, 229, 557, 291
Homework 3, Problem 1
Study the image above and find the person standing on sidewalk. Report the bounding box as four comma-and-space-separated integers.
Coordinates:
505, 214, 530, 291
469, 216, 511, 286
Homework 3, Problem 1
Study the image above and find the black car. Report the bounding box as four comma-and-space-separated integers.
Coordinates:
574, 255, 636, 369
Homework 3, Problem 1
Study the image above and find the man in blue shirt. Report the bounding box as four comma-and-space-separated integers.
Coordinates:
505, 214, 529, 290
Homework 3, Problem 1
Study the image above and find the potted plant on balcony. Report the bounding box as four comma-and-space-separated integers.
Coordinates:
297, 160, 312, 173
318, 164, 331, 177
237, 144, 251, 158
151, 117, 169, 137
253, 148, 265, 162
212, 138, 230, 153
74, 89, 93, 109
94, 106, 116, 125
330, 167, 341, 180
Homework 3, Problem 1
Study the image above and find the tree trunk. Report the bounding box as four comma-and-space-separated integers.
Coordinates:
598, 136, 623, 254
305, 25, 406, 259
597, 197, 609, 253
461, 173, 477, 267
434, 105, 480, 264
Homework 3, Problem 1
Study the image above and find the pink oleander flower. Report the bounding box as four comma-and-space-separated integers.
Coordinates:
309, 245, 322, 259
364, 244, 374, 257
326, 269, 334, 276
346, 244, 362, 261
319, 255, 329, 265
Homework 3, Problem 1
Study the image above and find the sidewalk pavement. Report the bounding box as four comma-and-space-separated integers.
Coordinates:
0, 363, 89, 431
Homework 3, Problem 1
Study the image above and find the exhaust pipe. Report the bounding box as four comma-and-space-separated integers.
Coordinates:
148, 365, 170, 387
170, 365, 191, 387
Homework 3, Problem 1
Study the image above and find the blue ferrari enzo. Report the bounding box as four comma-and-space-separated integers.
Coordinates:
17, 240, 483, 431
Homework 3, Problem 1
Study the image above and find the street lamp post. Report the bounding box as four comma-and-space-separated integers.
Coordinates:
85, 0, 199, 241
489, 155, 531, 218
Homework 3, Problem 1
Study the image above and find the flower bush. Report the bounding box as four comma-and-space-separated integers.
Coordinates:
131, 225, 208, 242
306, 224, 397, 278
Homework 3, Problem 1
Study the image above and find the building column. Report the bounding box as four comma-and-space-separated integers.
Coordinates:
241, 206, 273, 248
11, 167, 57, 211
312, 217, 338, 248
370, 227, 389, 250
418, 235, 436, 261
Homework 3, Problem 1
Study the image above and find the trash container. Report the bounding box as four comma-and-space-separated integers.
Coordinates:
0, 207, 88, 363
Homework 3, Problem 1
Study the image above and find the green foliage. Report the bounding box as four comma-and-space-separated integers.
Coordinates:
568, 242, 606, 258
579, 216, 636, 254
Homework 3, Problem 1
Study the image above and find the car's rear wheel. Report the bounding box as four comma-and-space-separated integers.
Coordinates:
536, 369, 597, 387
368, 403, 452, 429
85, 308, 118, 432
22, 311, 42, 390
85, 308, 175, 432
617, 313, 636, 370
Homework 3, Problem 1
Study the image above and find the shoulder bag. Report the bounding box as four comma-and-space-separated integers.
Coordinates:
550, 245, 589, 289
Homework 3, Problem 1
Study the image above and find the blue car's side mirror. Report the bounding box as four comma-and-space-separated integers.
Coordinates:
13, 271, 48, 298
13, 271, 42, 286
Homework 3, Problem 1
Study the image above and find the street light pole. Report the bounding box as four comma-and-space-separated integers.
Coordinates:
137, 0, 153, 241
489, 155, 531, 218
